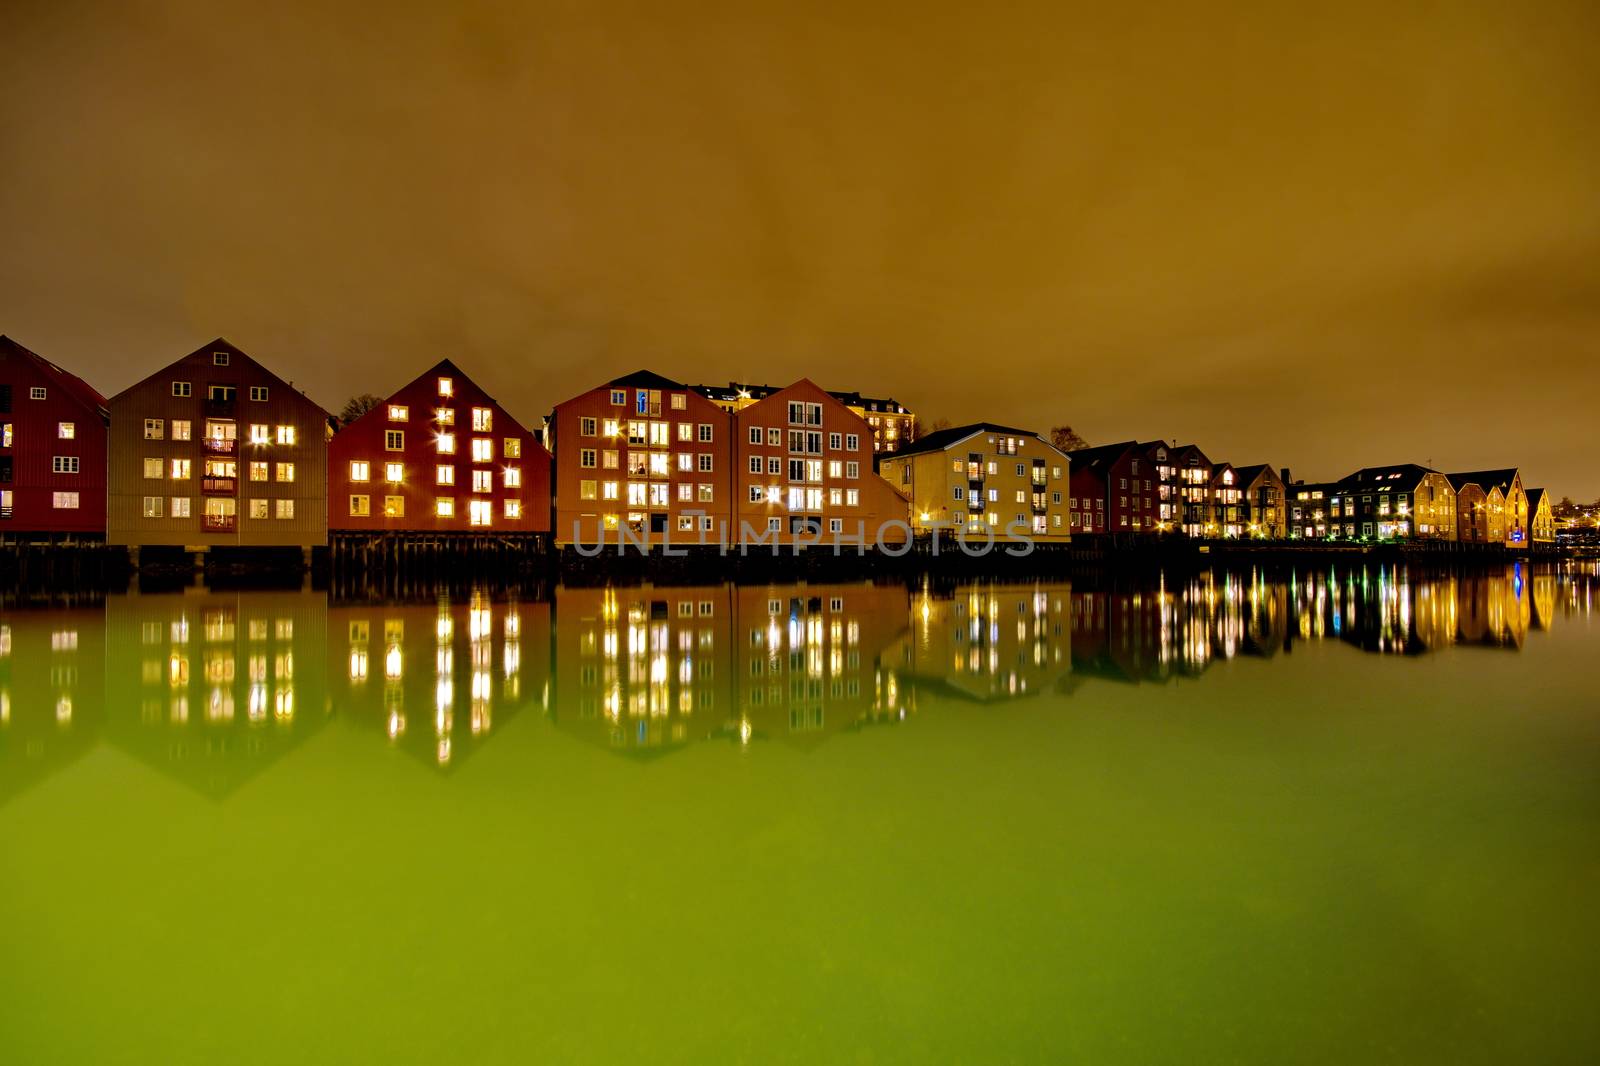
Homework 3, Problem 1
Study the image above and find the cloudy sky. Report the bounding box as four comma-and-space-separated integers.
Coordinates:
3, 0, 1596, 495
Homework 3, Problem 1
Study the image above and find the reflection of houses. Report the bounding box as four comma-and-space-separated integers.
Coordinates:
729, 583, 911, 747
1283, 565, 1538, 654
891, 583, 1074, 701
0, 606, 105, 806
550, 584, 736, 756
328, 593, 548, 770
103, 591, 329, 797
1455, 567, 1531, 647
1070, 572, 1283, 681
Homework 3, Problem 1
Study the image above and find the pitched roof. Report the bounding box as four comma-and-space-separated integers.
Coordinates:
889, 422, 1041, 458
0, 335, 109, 417
1067, 440, 1140, 472
690, 380, 909, 412
609, 369, 685, 390
1526, 487, 1547, 511
1229, 464, 1277, 486
1337, 463, 1439, 488
1444, 468, 1519, 494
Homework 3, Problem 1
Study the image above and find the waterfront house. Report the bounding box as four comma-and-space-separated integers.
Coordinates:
1230, 464, 1287, 538
1446, 468, 1527, 546
1148, 442, 1212, 536
549, 371, 734, 547
1210, 463, 1243, 537
730, 379, 909, 546
877, 423, 1071, 543
328, 360, 550, 537
1065, 441, 1151, 534
0, 336, 109, 541
1447, 474, 1494, 543
1287, 481, 1338, 539
1332, 465, 1457, 541
107, 339, 330, 553
694, 381, 915, 455
1526, 488, 1555, 544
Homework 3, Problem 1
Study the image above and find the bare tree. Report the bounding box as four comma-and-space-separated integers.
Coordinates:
336, 393, 383, 428
1049, 425, 1089, 452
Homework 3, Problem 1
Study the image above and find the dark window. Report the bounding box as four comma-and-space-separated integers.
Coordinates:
0, 456, 11, 483
0, 384, 10, 412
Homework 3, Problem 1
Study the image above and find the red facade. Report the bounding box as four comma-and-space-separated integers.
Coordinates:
1068, 465, 1106, 534
0, 336, 109, 537
550, 371, 735, 546
328, 359, 550, 534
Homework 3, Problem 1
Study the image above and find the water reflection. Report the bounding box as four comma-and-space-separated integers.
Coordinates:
1, 562, 1596, 803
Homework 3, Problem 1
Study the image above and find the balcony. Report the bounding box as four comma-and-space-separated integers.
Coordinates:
202, 476, 237, 496
202, 513, 237, 533
202, 437, 236, 456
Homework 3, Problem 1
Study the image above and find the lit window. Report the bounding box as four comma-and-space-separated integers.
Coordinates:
170, 496, 191, 517
469, 499, 493, 526
504, 499, 521, 519
505, 438, 521, 458
169, 458, 191, 480
250, 424, 270, 445
670, 393, 686, 410
435, 407, 455, 425
471, 470, 492, 493
144, 419, 164, 440
142, 496, 163, 517
600, 481, 619, 500
384, 461, 404, 482
436, 497, 455, 517
472, 408, 492, 431
436, 465, 455, 486
53, 491, 80, 509
385, 430, 404, 450
504, 466, 521, 488
173, 420, 192, 441
438, 377, 454, 397
249, 499, 269, 519
275, 499, 294, 519
350, 460, 370, 482
437, 433, 456, 455
471, 437, 493, 462
276, 425, 296, 445
249, 461, 268, 482
1, 423, 11, 447
384, 495, 405, 518
143, 458, 164, 479
350, 495, 371, 517
580, 480, 597, 500
276, 462, 295, 482
56, 421, 76, 439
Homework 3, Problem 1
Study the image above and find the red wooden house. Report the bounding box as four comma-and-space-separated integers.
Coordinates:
0, 336, 109, 539
328, 359, 550, 534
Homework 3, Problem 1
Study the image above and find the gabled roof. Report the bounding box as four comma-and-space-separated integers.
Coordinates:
690, 380, 909, 412
888, 422, 1041, 458
111, 337, 330, 415
609, 369, 686, 390
0, 335, 109, 417
1526, 487, 1547, 511
1337, 463, 1439, 489
1067, 440, 1140, 473
1445, 468, 1519, 494
1229, 464, 1278, 486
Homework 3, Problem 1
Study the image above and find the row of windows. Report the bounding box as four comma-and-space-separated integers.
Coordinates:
348, 495, 522, 523
748, 486, 862, 508
143, 458, 299, 481
169, 381, 271, 401
579, 449, 715, 473
381, 430, 522, 458
577, 481, 716, 504
952, 487, 1065, 504
385, 401, 493, 431
949, 459, 1064, 480
608, 388, 688, 413
745, 426, 861, 451
578, 417, 714, 444
746, 457, 861, 480
141, 497, 295, 519
347, 460, 522, 489
144, 419, 296, 444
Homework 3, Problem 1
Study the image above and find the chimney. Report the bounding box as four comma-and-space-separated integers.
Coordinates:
1281, 466, 1293, 486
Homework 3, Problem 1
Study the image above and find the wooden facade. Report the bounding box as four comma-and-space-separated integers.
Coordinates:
878, 423, 1072, 544
107, 339, 330, 550
328, 359, 550, 536
730, 379, 908, 547
0, 336, 109, 539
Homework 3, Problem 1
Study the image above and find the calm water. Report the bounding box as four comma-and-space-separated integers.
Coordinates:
3, 563, 1599, 1064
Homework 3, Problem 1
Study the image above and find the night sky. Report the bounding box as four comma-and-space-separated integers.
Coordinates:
3, 1, 1596, 495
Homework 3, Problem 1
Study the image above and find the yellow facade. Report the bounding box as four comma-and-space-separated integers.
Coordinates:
878, 426, 1071, 543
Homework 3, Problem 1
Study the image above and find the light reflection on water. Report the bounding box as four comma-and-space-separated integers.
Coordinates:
1, 562, 1594, 801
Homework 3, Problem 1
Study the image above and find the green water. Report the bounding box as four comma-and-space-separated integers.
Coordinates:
3, 564, 1598, 1064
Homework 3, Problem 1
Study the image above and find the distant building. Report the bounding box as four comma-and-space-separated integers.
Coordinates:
1446, 468, 1527, 545
107, 339, 330, 551
0, 336, 109, 540
878, 423, 1071, 543
1526, 488, 1555, 544
1446, 474, 1496, 543
1149, 443, 1213, 536
1332, 465, 1457, 541
1287, 481, 1338, 539
328, 360, 550, 535
693, 381, 914, 454
549, 370, 734, 547
1229, 464, 1287, 538
1210, 462, 1243, 537
729, 379, 909, 545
